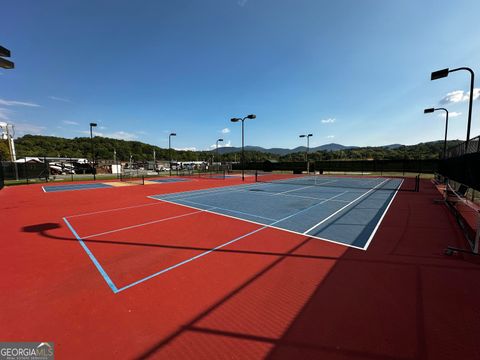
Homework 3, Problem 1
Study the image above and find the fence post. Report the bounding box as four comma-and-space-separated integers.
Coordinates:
0, 161, 4, 189
24, 158, 29, 184
44, 156, 48, 182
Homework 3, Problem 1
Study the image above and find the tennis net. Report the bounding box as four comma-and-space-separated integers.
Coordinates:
120, 170, 145, 185
444, 183, 480, 253
255, 171, 419, 192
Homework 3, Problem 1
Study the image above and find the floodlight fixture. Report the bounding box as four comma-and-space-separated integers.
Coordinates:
431, 68, 450, 80
430, 66, 475, 148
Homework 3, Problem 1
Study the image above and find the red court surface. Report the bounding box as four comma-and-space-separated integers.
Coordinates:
1, 177, 480, 359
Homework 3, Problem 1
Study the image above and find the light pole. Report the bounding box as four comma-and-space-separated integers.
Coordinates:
431, 67, 475, 152
424, 108, 449, 159
89, 122, 97, 180
231, 114, 256, 181
299, 133, 313, 172
216, 138, 223, 164
1, 46, 16, 179
169, 132, 176, 176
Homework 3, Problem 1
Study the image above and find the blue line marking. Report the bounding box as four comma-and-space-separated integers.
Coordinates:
63, 217, 119, 294
116, 190, 350, 292
115, 226, 267, 293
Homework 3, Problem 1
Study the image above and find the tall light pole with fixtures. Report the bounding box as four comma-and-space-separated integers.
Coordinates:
89, 122, 97, 180
431, 67, 475, 152
169, 133, 176, 176
216, 138, 223, 164
424, 108, 449, 159
299, 133, 313, 172
1, 46, 17, 179
231, 114, 256, 181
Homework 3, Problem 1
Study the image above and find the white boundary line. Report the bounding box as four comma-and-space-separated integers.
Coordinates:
115, 225, 268, 293
303, 178, 390, 235
62, 177, 405, 293
148, 193, 366, 250
272, 184, 316, 196
82, 208, 209, 239
65, 181, 264, 219
362, 179, 404, 250
66, 201, 165, 218
178, 199, 280, 222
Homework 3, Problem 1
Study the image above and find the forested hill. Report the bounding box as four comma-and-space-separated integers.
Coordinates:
0, 135, 463, 162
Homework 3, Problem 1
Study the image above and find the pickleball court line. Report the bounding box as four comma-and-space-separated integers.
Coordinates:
62, 179, 401, 293
63, 217, 119, 293
81, 208, 214, 239
63, 189, 351, 293
115, 189, 353, 292
148, 190, 364, 249
303, 178, 390, 235
362, 179, 404, 249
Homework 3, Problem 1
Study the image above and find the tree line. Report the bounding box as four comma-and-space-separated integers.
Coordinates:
0, 135, 463, 162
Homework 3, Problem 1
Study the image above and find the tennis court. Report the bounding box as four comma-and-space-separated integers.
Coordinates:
3, 175, 480, 360
43, 182, 114, 192
59, 175, 404, 295
149, 176, 404, 249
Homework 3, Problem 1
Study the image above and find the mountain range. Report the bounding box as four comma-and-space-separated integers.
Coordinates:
216, 143, 404, 155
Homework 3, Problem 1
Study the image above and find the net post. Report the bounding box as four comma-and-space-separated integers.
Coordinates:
44, 156, 48, 182
255, 170, 258, 182
24, 158, 29, 184
142, 175, 145, 185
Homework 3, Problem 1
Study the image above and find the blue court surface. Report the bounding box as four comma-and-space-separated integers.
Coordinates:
43, 183, 114, 192
149, 178, 191, 183
149, 177, 403, 249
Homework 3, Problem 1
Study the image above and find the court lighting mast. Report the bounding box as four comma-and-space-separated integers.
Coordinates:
431, 67, 475, 152
89, 123, 97, 180
424, 108, 449, 159
299, 133, 313, 172
216, 138, 223, 164
169, 133, 176, 176
1, 46, 17, 179
231, 114, 256, 181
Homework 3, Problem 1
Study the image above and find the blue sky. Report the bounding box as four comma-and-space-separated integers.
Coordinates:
1, 0, 480, 151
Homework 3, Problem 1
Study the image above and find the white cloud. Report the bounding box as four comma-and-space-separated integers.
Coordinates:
0, 99, 40, 107
63, 120, 79, 125
321, 118, 336, 124
326, 135, 335, 139
175, 147, 197, 151
440, 88, 480, 104
49, 96, 71, 103
438, 111, 461, 118
209, 140, 232, 149
221, 128, 231, 134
